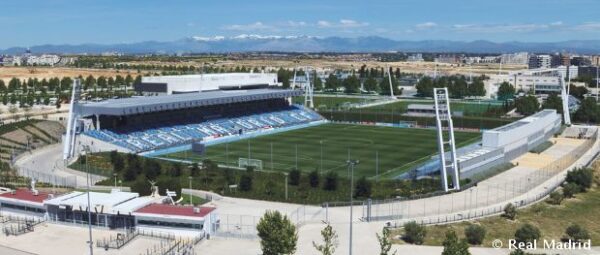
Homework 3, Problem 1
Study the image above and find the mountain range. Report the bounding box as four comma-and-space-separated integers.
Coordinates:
2, 35, 600, 54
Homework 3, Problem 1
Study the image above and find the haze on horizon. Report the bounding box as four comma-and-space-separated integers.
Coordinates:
1, 0, 600, 49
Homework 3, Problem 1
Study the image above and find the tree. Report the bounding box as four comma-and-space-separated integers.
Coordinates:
469, 78, 486, 97
379, 75, 401, 96
566, 168, 594, 192
324, 74, 339, 91
364, 77, 378, 92
111, 152, 125, 173
354, 176, 372, 198
256, 210, 298, 255
190, 162, 200, 176
562, 182, 579, 198
514, 224, 541, 245
565, 224, 590, 242
515, 95, 539, 115
313, 224, 338, 255
343, 75, 360, 94
547, 191, 564, 205
131, 178, 152, 196
464, 224, 486, 245
143, 159, 162, 180
403, 221, 426, 244
569, 84, 589, 100
239, 173, 253, 191
415, 76, 434, 97
288, 168, 301, 186
308, 169, 320, 188
497, 82, 516, 100
323, 171, 338, 191
542, 93, 563, 113
169, 163, 182, 177
503, 203, 517, 220
376, 227, 397, 255
313, 71, 323, 91
442, 230, 471, 255
574, 97, 599, 123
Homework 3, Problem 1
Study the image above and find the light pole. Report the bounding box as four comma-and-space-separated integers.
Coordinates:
284, 173, 289, 200
113, 173, 117, 188
188, 176, 193, 205
82, 145, 94, 255
346, 159, 359, 255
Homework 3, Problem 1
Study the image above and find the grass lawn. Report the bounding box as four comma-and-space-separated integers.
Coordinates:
391, 165, 600, 247
163, 123, 480, 179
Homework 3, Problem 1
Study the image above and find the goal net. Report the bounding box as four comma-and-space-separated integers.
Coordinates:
238, 158, 263, 170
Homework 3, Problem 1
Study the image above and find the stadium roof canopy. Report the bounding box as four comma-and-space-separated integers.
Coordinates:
75, 88, 302, 116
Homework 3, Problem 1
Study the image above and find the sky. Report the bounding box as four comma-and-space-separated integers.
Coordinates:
1, 0, 600, 48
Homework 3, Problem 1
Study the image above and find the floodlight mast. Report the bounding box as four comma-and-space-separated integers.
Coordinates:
386, 66, 394, 99
513, 68, 571, 125
304, 67, 314, 108
433, 87, 460, 191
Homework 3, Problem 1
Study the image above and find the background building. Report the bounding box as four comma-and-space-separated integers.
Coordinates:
136, 73, 280, 95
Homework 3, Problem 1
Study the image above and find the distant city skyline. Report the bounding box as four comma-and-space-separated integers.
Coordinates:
1, 0, 600, 49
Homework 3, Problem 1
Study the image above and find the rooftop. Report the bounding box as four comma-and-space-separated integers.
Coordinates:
75, 88, 301, 116
135, 204, 216, 218
45, 191, 139, 211
0, 189, 51, 204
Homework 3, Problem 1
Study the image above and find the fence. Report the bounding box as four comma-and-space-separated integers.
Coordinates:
96, 228, 138, 249
212, 214, 260, 239
365, 129, 598, 224
138, 230, 205, 255
15, 167, 78, 188
2, 215, 46, 236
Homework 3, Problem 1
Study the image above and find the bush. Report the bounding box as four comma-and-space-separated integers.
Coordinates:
239, 174, 253, 191
503, 203, 517, 220
464, 224, 486, 245
565, 224, 590, 242
403, 221, 426, 245
130, 177, 152, 196
308, 170, 320, 188
442, 230, 470, 255
514, 224, 541, 245
288, 169, 301, 186
354, 176, 372, 198
562, 183, 580, 198
566, 168, 594, 192
547, 191, 564, 205
323, 171, 338, 191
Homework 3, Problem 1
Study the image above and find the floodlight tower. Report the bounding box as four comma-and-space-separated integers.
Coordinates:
559, 71, 572, 125
303, 66, 315, 108
433, 88, 460, 191
386, 66, 395, 99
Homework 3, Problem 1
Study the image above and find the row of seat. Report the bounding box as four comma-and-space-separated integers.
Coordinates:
84, 105, 323, 152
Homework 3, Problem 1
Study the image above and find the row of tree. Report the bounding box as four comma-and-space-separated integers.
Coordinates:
416, 75, 486, 98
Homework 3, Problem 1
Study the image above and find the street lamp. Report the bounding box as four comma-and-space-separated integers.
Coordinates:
346, 159, 359, 255
284, 173, 289, 200
81, 145, 94, 255
113, 173, 117, 188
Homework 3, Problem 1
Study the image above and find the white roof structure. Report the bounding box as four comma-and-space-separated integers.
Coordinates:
45, 191, 140, 212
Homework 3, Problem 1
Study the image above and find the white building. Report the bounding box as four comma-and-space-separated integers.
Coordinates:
500, 52, 529, 65
137, 73, 280, 95
528, 54, 551, 69
485, 73, 562, 98
26, 54, 61, 66
407, 53, 424, 62
556, 65, 579, 79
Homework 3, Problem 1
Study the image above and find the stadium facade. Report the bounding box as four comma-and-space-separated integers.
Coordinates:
413, 109, 562, 179
63, 74, 324, 159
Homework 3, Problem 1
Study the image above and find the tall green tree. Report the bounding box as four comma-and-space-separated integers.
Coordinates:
256, 210, 298, 255
515, 95, 539, 115
364, 77, 378, 92
416, 76, 434, 97
542, 93, 563, 113
343, 75, 360, 94
497, 82, 516, 100
574, 97, 599, 123
324, 74, 340, 91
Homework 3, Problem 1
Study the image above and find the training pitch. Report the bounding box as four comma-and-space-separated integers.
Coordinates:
163, 123, 480, 179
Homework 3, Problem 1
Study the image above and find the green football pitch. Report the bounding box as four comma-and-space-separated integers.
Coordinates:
162, 123, 480, 179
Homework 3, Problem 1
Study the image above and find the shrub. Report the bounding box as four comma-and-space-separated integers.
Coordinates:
547, 191, 564, 205
565, 224, 590, 242
442, 230, 470, 255
562, 183, 580, 198
464, 224, 486, 245
323, 171, 338, 191
257, 210, 298, 255
503, 203, 517, 220
288, 169, 301, 186
354, 176, 372, 198
514, 224, 541, 245
239, 174, 253, 191
403, 221, 426, 245
566, 168, 593, 192
308, 170, 320, 188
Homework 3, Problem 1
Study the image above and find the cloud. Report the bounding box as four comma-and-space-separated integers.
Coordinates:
575, 22, 600, 31
317, 19, 369, 28
415, 22, 438, 30
451, 23, 554, 33
286, 21, 307, 27
222, 22, 271, 31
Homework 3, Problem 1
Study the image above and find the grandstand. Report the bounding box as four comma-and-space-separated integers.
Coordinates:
64, 85, 325, 157
410, 109, 562, 179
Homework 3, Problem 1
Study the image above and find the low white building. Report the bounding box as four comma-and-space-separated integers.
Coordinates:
485, 73, 562, 98
137, 73, 280, 95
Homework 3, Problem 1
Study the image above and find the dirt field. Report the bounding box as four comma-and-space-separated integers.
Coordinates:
0, 67, 136, 83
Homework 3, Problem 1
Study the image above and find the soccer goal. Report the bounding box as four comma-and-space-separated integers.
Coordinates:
238, 158, 263, 170
397, 120, 418, 128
